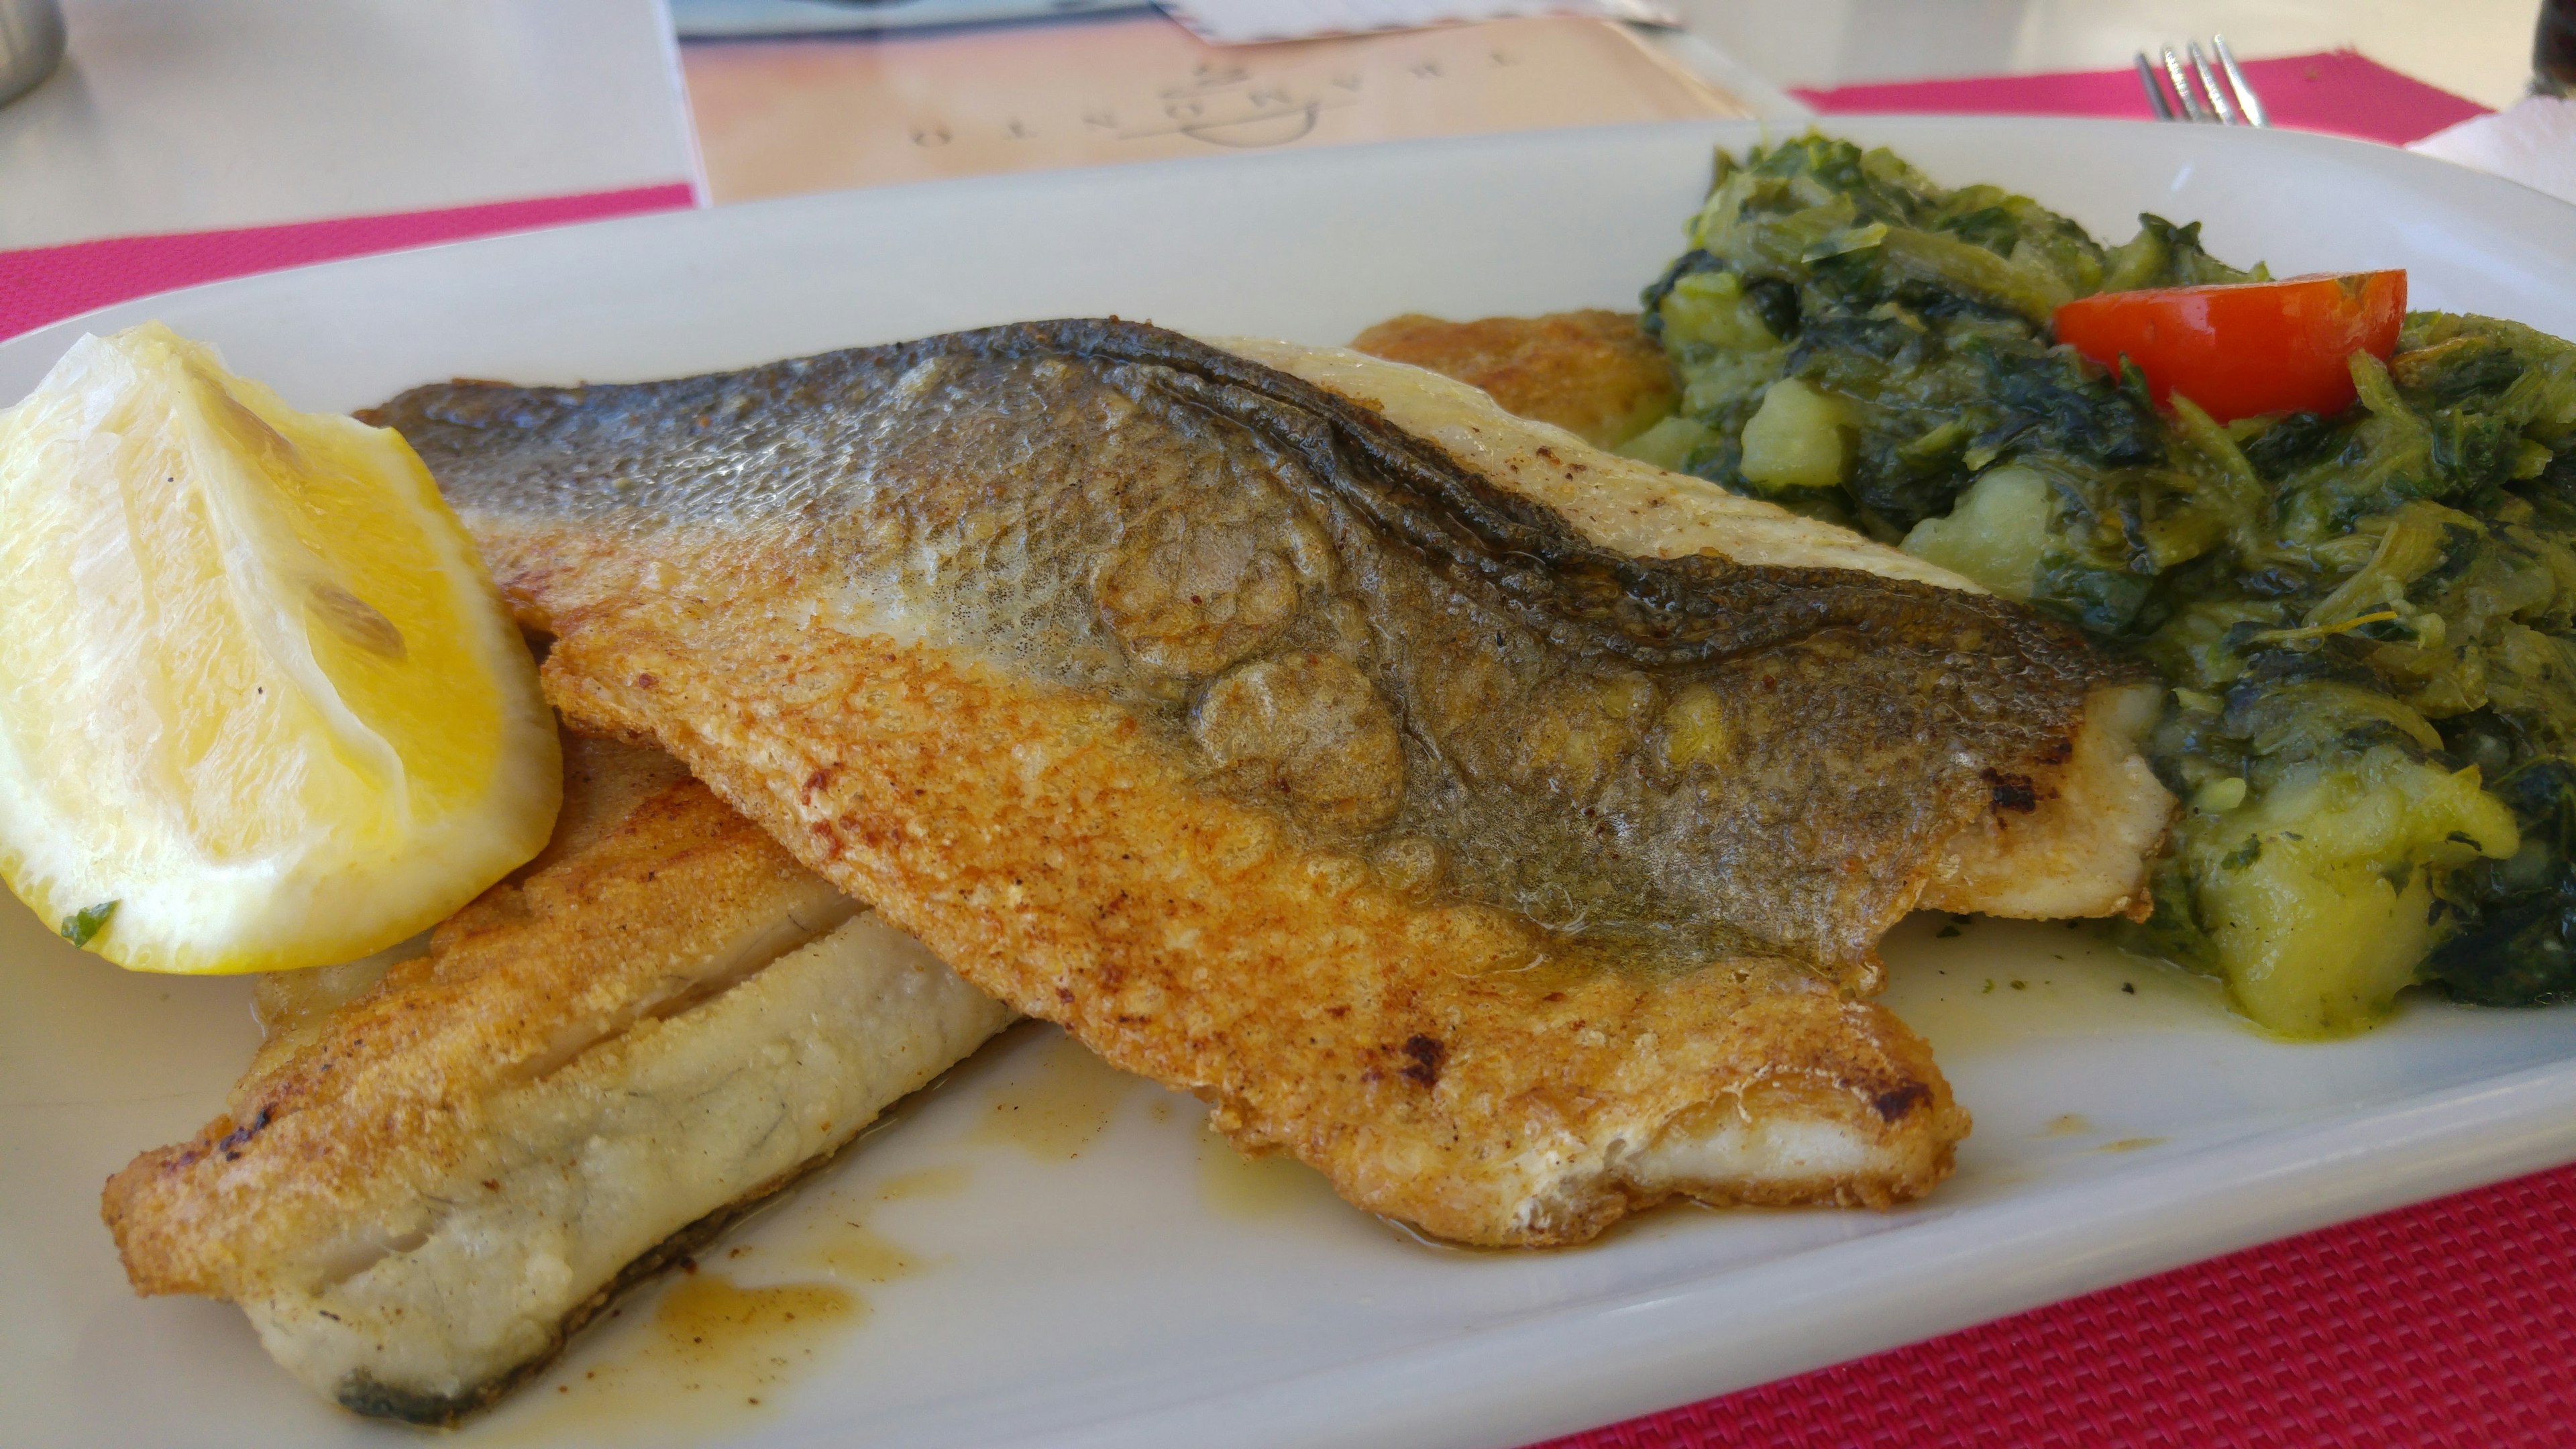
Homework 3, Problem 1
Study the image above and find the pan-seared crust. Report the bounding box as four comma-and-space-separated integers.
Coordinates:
102, 737, 1012, 1417
237, 735, 700, 1086
235, 908, 1004, 1419
1349, 310, 1679, 449
372, 323, 2161, 1244
529, 604, 1968, 1246
103, 773, 852, 1298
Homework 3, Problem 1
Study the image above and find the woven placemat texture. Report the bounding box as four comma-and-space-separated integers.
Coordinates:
1540, 1161, 2576, 1448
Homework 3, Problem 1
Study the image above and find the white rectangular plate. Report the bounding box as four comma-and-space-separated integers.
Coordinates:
7, 117, 2576, 1449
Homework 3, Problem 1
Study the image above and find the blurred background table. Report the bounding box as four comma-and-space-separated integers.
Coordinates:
1672, 0, 2541, 111
0, 0, 2553, 258
0, 0, 698, 250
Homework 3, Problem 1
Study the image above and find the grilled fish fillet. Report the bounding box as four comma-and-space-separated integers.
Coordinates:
1274, 335, 2176, 926
235, 734, 699, 1080
101, 734, 1013, 1423
368, 321, 2173, 1246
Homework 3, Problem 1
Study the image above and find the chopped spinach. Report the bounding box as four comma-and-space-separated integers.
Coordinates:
59, 900, 117, 949
1635, 135, 2576, 1032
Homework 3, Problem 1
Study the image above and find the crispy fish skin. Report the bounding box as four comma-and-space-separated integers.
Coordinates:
540, 627, 1964, 1243
235, 735, 699, 1083
101, 739, 1012, 1421
373, 320, 2161, 1243
1230, 337, 2175, 926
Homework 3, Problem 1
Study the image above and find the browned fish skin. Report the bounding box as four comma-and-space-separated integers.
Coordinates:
103, 755, 837, 1297
388, 321, 2126, 978
1330, 318, 2170, 926
1350, 309, 1678, 448
239, 735, 699, 1084
370, 320, 2144, 1242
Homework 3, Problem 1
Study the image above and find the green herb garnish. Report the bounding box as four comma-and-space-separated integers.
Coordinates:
59, 900, 118, 948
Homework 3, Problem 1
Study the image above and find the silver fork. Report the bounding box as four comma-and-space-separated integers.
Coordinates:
2135, 36, 2267, 125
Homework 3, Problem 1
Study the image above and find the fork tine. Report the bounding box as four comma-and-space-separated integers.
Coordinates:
2135, 53, 2177, 119
2161, 46, 2208, 121
2213, 35, 2268, 126
2188, 42, 2239, 124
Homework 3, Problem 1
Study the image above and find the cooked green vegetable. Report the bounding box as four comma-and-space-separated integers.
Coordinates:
1638, 135, 2576, 1036
58, 899, 117, 949
1633, 136, 2255, 537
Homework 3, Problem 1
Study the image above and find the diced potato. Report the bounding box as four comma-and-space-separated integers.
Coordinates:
2188, 749, 2519, 1036
2190, 776, 2247, 813
1655, 270, 1779, 352
1617, 415, 1713, 472
1899, 465, 2053, 600
1739, 378, 1849, 490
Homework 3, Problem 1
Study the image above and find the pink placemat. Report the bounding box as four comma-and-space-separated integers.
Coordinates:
1542, 1161, 2576, 1448
0, 182, 697, 343
1795, 50, 2489, 146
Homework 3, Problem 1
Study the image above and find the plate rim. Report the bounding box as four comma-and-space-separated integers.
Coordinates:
10, 113, 2575, 374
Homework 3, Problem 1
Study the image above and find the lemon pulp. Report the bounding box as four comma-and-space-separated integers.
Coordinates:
0, 323, 560, 973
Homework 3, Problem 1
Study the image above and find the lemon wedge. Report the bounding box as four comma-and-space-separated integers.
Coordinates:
0, 323, 560, 973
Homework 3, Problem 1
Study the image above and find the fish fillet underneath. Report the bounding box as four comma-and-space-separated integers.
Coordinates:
101, 736, 1013, 1423
364, 321, 2174, 1246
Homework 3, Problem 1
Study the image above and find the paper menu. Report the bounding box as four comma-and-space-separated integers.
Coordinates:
1154, 0, 1676, 46
683, 15, 1751, 204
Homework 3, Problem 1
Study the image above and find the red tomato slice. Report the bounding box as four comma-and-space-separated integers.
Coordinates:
2051, 270, 2406, 421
